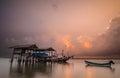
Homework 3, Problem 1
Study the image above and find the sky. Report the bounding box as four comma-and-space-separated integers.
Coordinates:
0, 0, 120, 57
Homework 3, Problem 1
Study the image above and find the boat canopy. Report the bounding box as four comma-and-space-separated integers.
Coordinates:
32, 52, 48, 57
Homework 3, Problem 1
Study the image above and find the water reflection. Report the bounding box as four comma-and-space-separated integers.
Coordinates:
86, 66, 94, 78
9, 63, 53, 78
64, 64, 72, 78
85, 65, 115, 78
8, 59, 119, 78
85, 65, 115, 72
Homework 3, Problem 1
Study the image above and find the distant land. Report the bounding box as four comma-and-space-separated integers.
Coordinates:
0, 50, 120, 59
1, 55, 120, 59
73, 55, 120, 59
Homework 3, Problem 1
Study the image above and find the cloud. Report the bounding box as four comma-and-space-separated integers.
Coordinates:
1, 1, 120, 57
92, 17, 120, 55
69, 17, 120, 56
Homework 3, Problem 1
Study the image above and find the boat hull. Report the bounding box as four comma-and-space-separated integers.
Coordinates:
85, 61, 111, 67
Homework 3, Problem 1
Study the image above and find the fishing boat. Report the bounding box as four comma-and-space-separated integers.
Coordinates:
32, 52, 72, 62
55, 56, 72, 62
85, 60, 114, 67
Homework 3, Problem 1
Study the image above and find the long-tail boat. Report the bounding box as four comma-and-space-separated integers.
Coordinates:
85, 60, 115, 67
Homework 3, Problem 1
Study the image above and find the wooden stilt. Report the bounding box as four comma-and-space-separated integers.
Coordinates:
10, 49, 15, 64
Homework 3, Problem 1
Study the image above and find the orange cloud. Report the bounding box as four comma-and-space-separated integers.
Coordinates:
83, 42, 92, 49
62, 35, 74, 49
64, 39, 70, 48
77, 36, 93, 49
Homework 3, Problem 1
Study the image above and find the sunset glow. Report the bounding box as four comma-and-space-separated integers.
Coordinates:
62, 36, 75, 49
1, 1, 120, 78
83, 42, 92, 49
63, 39, 71, 48
1, 0, 120, 57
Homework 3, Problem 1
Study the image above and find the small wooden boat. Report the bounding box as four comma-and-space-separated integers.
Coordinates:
85, 60, 114, 67
56, 56, 71, 62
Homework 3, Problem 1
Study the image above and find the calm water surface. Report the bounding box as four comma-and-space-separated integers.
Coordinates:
0, 58, 120, 78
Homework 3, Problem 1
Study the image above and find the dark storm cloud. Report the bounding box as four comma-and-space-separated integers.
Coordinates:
104, 17, 120, 55
74, 17, 120, 56
92, 17, 120, 56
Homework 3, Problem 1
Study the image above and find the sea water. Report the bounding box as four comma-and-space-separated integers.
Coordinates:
0, 58, 120, 78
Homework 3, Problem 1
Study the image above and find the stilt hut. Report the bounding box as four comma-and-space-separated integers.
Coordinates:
9, 44, 39, 64
9, 44, 57, 63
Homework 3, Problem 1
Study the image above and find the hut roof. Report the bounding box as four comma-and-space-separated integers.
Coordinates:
37, 47, 56, 51
9, 44, 55, 51
9, 44, 38, 50
47, 47, 55, 51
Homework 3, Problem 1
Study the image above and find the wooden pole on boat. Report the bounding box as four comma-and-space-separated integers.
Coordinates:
62, 50, 64, 57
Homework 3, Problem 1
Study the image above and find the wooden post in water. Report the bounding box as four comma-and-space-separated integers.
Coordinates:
10, 49, 15, 64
